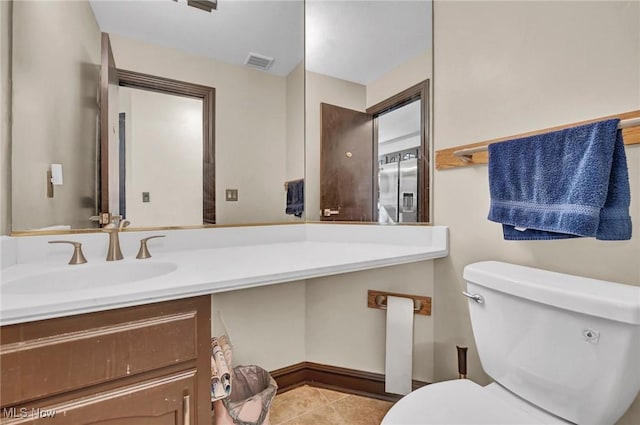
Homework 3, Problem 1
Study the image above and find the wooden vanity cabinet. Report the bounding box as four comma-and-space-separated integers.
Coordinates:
0, 296, 211, 425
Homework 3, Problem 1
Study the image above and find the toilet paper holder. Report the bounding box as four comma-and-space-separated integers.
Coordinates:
376, 295, 422, 311
368, 290, 432, 316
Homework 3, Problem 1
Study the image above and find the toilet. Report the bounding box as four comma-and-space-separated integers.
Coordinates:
382, 261, 640, 425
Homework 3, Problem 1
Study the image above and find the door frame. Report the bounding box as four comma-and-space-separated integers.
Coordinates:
366, 80, 430, 223
100, 33, 118, 218
112, 70, 216, 224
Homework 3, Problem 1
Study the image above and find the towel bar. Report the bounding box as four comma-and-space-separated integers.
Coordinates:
453, 116, 640, 162
284, 178, 304, 191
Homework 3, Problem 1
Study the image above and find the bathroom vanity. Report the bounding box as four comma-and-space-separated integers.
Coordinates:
0, 296, 211, 424
0, 224, 448, 423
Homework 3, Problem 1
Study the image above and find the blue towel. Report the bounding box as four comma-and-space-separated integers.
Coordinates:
285, 179, 304, 218
488, 119, 632, 240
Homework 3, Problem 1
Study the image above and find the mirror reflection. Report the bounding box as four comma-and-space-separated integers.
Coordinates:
11, 0, 304, 232
377, 100, 421, 224
118, 86, 204, 227
305, 0, 432, 223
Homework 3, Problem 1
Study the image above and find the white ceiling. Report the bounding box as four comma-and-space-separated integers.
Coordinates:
306, 0, 432, 84
90, 0, 431, 83
89, 0, 304, 77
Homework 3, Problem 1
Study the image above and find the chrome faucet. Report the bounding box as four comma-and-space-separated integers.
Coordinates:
103, 219, 131, 261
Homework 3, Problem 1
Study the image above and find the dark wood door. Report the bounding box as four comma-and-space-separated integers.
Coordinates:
320, 103, 374, 221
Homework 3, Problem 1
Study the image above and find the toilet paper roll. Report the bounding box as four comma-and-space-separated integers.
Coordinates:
385, 296, 414, 395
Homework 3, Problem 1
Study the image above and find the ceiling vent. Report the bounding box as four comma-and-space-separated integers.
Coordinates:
173, 0, 217, 13
187, 0, 217, 12
244, 53, 275, 71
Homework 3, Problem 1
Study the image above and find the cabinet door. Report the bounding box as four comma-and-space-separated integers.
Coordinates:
1, 311, 199, 406
1, 370, 197, 425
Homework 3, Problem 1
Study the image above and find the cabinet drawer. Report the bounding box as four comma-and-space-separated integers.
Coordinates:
1, 369, 197, 425
1, 311, 198, 406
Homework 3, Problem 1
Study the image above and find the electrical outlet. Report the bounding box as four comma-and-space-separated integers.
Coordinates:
225, 189, 238, 202
142, 192, 150, 203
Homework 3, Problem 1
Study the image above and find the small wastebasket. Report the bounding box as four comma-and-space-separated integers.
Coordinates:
213, 365, 278, 425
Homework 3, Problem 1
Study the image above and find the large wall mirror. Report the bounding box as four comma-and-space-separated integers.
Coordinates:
10, 0, 432, 233
305, 0, 432, 223
11, 0, 304, 232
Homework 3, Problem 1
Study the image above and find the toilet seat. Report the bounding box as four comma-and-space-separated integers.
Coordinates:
381, 380, 569, 425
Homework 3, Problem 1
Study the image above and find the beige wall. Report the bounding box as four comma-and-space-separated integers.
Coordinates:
211, 281, 307, 371
285, 61, 305, 221
1, 0, 11, 236
432, 1, 640, 423
109, 35, 293, 225
366, 51, 432, 109
286, 62, 305, 182
121, 87, 203, 226
107, 81, 120, 217
11, 0, 101, 230
306, 261, 435, 381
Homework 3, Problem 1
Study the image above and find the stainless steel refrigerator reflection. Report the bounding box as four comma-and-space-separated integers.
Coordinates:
378, 150, 418, 223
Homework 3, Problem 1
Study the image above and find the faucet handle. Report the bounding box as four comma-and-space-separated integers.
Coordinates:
136, 235, 166, 259
49, 241, 88, 265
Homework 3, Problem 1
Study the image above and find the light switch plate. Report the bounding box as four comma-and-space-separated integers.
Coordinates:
226, 189, 238, 202
142, 192, 150, 203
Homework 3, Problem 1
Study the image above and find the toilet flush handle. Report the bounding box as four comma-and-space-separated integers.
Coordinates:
462, 291, 484, 304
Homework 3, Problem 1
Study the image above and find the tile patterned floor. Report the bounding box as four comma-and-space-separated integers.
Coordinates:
270, 385, 394, 425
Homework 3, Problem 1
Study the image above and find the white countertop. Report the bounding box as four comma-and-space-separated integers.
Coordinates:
0, 224, 448, 325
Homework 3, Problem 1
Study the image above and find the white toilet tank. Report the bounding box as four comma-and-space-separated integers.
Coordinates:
463, 261, 640, 425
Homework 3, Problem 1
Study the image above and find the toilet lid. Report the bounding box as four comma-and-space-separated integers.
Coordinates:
381, 380, 565, 425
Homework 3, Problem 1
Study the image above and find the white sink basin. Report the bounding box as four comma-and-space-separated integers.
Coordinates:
2, 261, 178, 294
